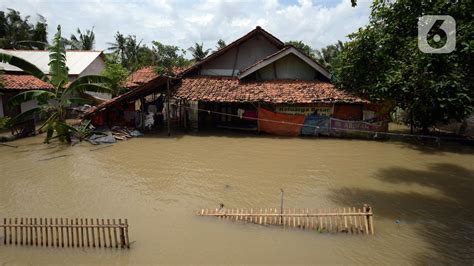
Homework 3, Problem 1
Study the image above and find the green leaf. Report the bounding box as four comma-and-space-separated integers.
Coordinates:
10, 107, 42, 124
48, 25, 69, 87
44, 127, 54, 144
72, 83, 112, 94
67, 75, 112, 94
7, 90, 55, 107
38, 112, 59, 132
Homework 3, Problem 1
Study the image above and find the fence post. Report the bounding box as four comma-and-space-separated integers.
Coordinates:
280, 189, 284, 224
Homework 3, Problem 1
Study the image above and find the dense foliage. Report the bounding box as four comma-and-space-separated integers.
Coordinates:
285, 40, 315, 58
215, 39, 226, 51
332, 0, 473, 133
67, 27, 95, 50
314, 41, 344, 71
152, 41, 189, 74
107, 32, 144, 70
0, 9, 48, 49
188, 42, 211, 62
101, 61, 129, 97
0, 25, 111, 143
286, 40, 344, 71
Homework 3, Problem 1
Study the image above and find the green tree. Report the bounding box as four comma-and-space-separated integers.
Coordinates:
107, 32, 143, 70
188, 42, 210, 62
137, 45, 155, 67
101, 61, 129, 97
68, 27, 95, 50
108, 31, 127, 65
216, 39, 226, 51
152, 41, 189, 74
0, 25, 111, 143
0, 9, 48, 49
30, 15, 48, 50
314, 41, 344, 71
124, 34, 142, 70
285, 40, 315, 59
333, 0, 473, 134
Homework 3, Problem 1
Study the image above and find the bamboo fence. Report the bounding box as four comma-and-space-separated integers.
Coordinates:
197, 204, 374, 234
0, 217, 130, 248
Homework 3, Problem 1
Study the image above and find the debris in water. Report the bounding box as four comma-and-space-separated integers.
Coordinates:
39, 154, 72, 161
90, 145, 113, 151
0, 143, 18, 148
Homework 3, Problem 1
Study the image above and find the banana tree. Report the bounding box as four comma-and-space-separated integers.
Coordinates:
0, 25, 111, 143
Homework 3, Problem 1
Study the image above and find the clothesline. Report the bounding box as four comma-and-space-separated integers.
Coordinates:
183, 106, 467, 142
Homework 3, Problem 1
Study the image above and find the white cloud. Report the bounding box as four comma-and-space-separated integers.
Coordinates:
1, 0, 371, 52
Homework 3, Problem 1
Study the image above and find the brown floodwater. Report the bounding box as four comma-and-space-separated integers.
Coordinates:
0, 133, 473, 264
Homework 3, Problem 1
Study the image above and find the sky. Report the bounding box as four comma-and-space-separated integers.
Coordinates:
1, 0, 372, 52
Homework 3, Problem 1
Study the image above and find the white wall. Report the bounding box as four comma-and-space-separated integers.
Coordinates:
79, 56, 106, 77
20, 100, 38, 113
78, 56, 112, 99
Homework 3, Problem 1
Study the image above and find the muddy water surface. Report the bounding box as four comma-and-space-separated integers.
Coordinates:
0, 134, 473, 264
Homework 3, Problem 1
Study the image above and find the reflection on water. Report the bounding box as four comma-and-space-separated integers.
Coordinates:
0, 134, 473, 264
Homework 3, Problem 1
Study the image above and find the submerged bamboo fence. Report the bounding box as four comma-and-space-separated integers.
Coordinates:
197, 204, 374, 234
0, 218, 130, 248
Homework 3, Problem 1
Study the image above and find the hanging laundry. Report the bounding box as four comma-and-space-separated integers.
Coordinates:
145, 112, 155, 129
237, 108, 245, 119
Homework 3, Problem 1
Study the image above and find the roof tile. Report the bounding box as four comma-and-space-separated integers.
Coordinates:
0, 74, 53, 90
125, 66, 186, 88
174, 76, 368, 104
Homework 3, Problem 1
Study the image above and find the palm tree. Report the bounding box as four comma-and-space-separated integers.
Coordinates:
314, 41, 344, 71
107, 32, 142, 70
216, 39, 226, 51
108, 32, 127, 65
123, 35, 142, 70
0, 25, 110, 144
0, 9, 48, 50
68, 27, 95, 50
188, 42, 211, 62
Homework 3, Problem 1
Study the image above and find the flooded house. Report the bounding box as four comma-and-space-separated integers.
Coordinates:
85, 27, 389, 137
0, 73, 53, 119
0, 49, 109, 119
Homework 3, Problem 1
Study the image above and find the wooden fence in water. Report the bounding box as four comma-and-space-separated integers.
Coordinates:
197, 204, 374, 234
0, 218, 130, 248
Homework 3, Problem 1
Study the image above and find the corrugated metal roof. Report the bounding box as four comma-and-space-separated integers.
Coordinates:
0, 49, 103, 75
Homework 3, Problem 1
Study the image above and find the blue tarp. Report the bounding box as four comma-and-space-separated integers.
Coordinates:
301, 115, 330, 136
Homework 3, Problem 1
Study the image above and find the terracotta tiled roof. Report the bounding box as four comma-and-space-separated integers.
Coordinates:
125, 66, 187, 88
0, 74, 53, 90
125, 66, 158, 88
174, 76, 368, 104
